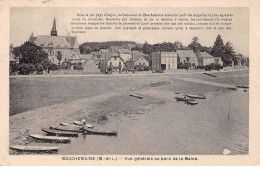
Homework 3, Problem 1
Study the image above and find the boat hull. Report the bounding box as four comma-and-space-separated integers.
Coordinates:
10, 145, 58, 152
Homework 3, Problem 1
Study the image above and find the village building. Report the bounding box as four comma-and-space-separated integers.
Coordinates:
197, 52, 215, 66
152, 51, 177, 71
177, 50, 198, 67
214, 57, 224, 66
29, 18, 81, 65
125, 53, 149, 70
99, 52, 124, 73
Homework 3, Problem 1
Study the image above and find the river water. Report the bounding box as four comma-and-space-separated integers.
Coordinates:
57, 88, 248, 155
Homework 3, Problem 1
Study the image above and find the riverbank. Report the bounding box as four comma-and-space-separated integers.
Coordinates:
9, 69, 249, 155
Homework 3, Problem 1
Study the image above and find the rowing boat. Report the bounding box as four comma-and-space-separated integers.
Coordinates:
50, 126, 83, 132
42, 128, 79, 137
29, 134, 71, 142
83, 128, 118, 136
73, 121, 94, 128
10, 145, 58, 152
186, 94, 206, 99
174, 96, 186, 101
186, 100, 199, 105
227, 87, 237, 90
236, 85, 249, 89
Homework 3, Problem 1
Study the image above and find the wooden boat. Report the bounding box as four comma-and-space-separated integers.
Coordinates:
29, 134, 71, 142
174, 96, 186, 101
10, 145, 58, 152
186, 94, 206, 99
129, 93, 143, 99
42, 128, 79, 137
236, 85, 249, 89
203, 72, 217, 77
50, 126, 83, 132
73, 121, 94, 128
186, 100, 199, 105
227, 87, 237, 90
83, 128, 118, 136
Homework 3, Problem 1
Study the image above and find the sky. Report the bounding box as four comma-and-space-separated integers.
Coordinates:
10, 7, 249, 56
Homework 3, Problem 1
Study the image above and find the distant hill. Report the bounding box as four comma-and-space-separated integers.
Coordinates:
79, 41, 137, 54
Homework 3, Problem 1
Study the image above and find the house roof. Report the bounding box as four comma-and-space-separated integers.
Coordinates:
79, 54, 93, 60
30, 35, 79, 49
118, 48, 131, 54
198, 52, 213, 58
120, 53, 132, 62
132, 50, 144, 55
177, 50, 197, 59
161, 52, 177, 57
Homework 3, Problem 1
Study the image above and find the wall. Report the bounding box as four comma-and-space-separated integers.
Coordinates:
134, 57, 149, 66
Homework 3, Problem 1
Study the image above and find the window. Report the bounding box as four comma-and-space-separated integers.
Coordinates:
119, 62, 121, 66
65, 58, 67, 62
109, 62, 112, 66
139, 63, 141, 65
143, 63, 145, 65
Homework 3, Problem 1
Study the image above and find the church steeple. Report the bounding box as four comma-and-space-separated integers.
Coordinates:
51, 17, 57, 36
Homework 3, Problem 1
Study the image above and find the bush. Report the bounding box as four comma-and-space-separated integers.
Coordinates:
49, 63, 59, 71
17, 63, 31, 75
36, 63, 44, 74
74, 63, 83, 70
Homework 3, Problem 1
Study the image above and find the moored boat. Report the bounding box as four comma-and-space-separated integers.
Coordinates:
186, 100, 199, 105
236, 85, 249, 89
29, 134, 71, 142
73, 121, 94, 128
10, 145, 58, 152
227, 87, 237, 90
186, 94, 206, 99
83, 128, 118, 136
174, 96, 186, 101
42, 128, 79, 137
50, 126, 83, 132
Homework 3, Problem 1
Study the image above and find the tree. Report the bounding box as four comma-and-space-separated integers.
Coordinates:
12, 41, 49, 74
211, 35, 224, 57
56, 52, 62, 67
142, 41, 153, 54
188, 36, 201, 53
173, 41, 183, 50
223, 41, 236, 64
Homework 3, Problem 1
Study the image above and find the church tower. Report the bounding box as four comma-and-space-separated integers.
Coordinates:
51, 18, 57, 36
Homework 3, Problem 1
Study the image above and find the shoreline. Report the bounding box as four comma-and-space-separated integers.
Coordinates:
9, 68, 249, 78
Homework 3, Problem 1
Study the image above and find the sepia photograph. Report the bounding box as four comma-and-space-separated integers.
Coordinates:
8, 7, 250, 157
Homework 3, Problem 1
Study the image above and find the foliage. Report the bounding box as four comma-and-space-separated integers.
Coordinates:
12, 41, 49, 74
211, 35, 236, 66
80, 41, 137, 54
74, 63, 83, 70
49, 63, 59, 71
177, 62, 191, 69
188, 36, 201, 53
134, 65, 150, 71
56, 53, 62, 66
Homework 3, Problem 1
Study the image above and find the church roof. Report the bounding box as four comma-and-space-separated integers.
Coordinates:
30, 35, 79, 49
